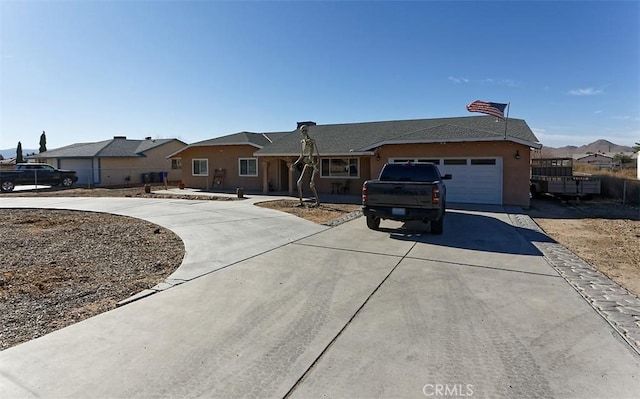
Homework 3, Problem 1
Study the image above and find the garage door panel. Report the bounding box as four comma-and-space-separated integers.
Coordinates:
391, 157, 502, 205
59, 159, 95, 186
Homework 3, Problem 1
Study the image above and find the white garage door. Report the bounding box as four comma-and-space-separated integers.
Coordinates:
58, 159, 96, 187
390, 157, 503, 205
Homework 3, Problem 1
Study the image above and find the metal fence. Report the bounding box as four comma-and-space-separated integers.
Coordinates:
596, 175, 640, 206
1, 166, 180, 190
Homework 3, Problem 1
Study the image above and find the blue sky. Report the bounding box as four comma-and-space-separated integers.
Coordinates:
1, 1, 638, 151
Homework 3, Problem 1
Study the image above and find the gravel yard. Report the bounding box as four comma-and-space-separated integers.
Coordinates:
1, 186, 638, 351
0, 207, 184, 350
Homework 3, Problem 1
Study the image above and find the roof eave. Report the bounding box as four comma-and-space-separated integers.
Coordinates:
253, 151, 375, 157
358, 136, 542, 151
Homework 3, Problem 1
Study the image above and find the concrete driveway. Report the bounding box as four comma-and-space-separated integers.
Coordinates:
0, 198, 638, 398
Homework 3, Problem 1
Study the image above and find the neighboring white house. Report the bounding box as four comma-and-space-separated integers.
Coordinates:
574, 152, 636, 170
573, 153, 615, 168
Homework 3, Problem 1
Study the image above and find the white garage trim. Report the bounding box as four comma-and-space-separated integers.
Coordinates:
58, 158, 98, 187
389, 157, 503, 205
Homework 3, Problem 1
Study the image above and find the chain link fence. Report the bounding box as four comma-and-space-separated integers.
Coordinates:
1, 166, 181, 190
73, 167, 181, 188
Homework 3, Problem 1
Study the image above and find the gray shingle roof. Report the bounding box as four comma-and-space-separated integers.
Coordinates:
255, 116, 540, 156
29, 138, 183, 159
168, 131, 290, 158
188, 131, 287, 148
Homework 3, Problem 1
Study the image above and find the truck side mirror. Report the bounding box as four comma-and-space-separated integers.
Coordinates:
442, 174, 452, 180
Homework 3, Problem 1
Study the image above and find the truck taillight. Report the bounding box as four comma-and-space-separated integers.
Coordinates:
362, 183, 368, 203
432, 187, 440, 204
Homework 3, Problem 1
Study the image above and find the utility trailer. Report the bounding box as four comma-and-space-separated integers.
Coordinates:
530, 158, 601, 199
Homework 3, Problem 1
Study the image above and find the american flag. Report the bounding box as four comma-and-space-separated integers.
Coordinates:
466, 100, 508, 119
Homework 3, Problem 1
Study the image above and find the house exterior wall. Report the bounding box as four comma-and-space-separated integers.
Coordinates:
99, 141, 185, 186
259, 156, 372, 196
179, 145, 262, 191
373, 141, 531, 207
0, 158, 16, 170
182, 141, 531, 207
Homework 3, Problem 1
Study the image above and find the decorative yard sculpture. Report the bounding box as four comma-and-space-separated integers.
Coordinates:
291, 124, 320, 206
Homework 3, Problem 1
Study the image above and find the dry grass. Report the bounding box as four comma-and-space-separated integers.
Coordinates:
574, 162, 637, 179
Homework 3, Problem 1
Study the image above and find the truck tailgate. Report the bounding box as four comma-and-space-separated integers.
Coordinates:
366, 182, 435, 208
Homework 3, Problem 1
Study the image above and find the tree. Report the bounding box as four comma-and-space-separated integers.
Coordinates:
633, 142, 640, 153
16, 141, 24, 163
39, 131, 47, 153
613, 153, 632, 164
0, 154, 4, 161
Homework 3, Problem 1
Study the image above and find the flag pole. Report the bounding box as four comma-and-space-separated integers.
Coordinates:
503, 102, 510, 139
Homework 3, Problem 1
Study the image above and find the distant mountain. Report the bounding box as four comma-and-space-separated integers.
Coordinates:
0, 148, 39, 159
541, 140, 633, 158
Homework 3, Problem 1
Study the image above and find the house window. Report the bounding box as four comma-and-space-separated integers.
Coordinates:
444, 159, 467, 165
320, 158, 359, 178
171, 159, 182, 169
417, 159, 440, 165
239, 158, 258, 177
470, 159, 496, 165
192, 159, 208, 176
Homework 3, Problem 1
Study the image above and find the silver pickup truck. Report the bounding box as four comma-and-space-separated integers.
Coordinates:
361, 162, 451, 234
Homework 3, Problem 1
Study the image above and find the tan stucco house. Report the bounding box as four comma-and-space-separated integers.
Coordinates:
28, 136, 187, 187
170, 116, 541, 207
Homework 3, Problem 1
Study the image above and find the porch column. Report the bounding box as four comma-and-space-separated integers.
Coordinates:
287, 161, 294, 196
261, 161, 269, 194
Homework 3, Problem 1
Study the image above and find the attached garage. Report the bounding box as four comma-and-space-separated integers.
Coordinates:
57, 158, 97, 187
390, 157, 503, 205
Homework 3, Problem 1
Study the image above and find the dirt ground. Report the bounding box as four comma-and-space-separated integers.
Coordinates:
254, 199, 361, 224
1, 185, 638, 351
0, 208, 184, 350
526, 197, 639, 296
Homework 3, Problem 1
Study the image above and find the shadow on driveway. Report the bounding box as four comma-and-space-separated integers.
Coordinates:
379, 211, 554, 256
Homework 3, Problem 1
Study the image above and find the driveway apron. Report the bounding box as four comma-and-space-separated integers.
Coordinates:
0, 199, 638, 398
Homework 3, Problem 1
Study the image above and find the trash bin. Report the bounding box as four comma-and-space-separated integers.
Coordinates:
141, 173, 150, 183
159, 171, 168, 182
149, 172, 157, 183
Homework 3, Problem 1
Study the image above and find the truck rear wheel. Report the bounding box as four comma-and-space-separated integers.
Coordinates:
1, 181, 15, 192
366, 215, 380, 230
431, 214, 444, 235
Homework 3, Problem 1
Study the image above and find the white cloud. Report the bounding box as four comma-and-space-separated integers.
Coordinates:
448, 76, 469, 84
501, 79, 519, 88
568, 88, 603, 96
453, 77, 519, 87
